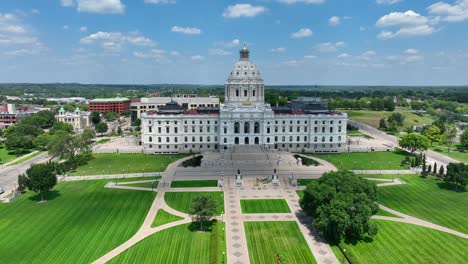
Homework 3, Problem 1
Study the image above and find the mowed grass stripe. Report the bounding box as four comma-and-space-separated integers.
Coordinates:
170, 180, 218, 188
378, 175, 468, 233
244, 221, 316, 264
109, 224, 211, 264
338, 220, 468, 264
152, 209, 184, 228
0, 180, 155, 264
165, 192, 224, 215
241, 199, 291, 214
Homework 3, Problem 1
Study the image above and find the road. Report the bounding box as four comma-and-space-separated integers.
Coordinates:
348, 120, 461, 166
0, 152, 50, 193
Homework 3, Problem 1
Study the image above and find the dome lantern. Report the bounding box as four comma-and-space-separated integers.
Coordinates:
240, 44, 249, 60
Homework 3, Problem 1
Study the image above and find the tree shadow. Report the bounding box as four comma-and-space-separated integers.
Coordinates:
187, 220, 214, 232
436, 182, 466, 193
343, 235, 374, 246
28, 190, 61, 202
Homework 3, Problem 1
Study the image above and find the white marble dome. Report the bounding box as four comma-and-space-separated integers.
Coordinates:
228, 45, 262, 80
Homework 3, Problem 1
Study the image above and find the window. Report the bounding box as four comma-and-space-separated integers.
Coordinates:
244, 122, 250, 133
166, 137, 170, 143
224, 127, 227, 134
304, 136, 308, 141
234, 122, 240, 134
236, 89, 239, 97
244, 90, 248, 97
322, 121, 326, 125
282, 136, 285, 142
338, 136, 342, 141
158, 137, 162, 143
199, 136, 203, 142
322, 136, 325, 142
314, 121, 318, 125
322, 127, 325, 133
297, 127, 300, 133
192, 126, 195, 133
214, 136, 218, 142
338, 126, 342, 133
253, 90, 256, 97
289, 127, 293, 133
207, 136, 211, 142
175, 127, 178, 134
275, 127, 278, 133
267, 127, 270, 133
158, 127, 161, 133
224, 138, 227, 143
175, 137, 178, 143
184, 127, 188, 133
207, 126, 211, 133
166, 127, 170, 133
199, 127, 203, 133
184, 136, 188, 142
149, 136, 152, 142
330, 136, 333, 142
282, 127, 286, 133
254, 122, 260, 134
149, 127, 152, 133
296, 136, 300, 141
314, 127, 318, 133
304, 127, 308, 132
289, 136, 293, 142
330, 127, 333, 133
275, 136, 278, 141
192, 136, 195, 142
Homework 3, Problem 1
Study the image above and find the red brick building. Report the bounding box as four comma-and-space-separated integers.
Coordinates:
89, 98, 131, 114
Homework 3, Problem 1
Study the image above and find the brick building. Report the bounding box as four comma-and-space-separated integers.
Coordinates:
89, 98, 131, 114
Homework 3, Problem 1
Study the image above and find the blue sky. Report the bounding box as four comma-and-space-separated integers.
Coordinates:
1, 0, 468, 85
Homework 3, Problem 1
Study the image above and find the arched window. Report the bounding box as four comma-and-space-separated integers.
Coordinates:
184, 136, 188, 142
158, 137, 162, 143
297, 136, 300, 141
244, 90, 248, 97
214, 136, 218, 142
253, 90, 256, 97
330, 127, 333, 133
254, 122, 260, 134
234, 122, 240, 134
236, 89, 239, 97
322, 136, 325, 142
175, 137, 178, 143
267, 137, 270, 143
244, 122, 250, 133
330, 136, 333, 142
166, 137, 170, 143
224, 138, 227, 143
275, 136, 278, 142
192, 136, 195, 142
207, 136, 211, 142
304, 136, 308, 141
199, 136, 203, 142
314, 136, 317, 142
282, 136, 285, 142
338, 136, 342, 141
149, 136, 152, 142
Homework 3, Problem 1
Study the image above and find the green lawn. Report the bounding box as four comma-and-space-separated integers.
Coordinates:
297, 178, 316, 186
346, 110, 434, 129
378, 175, 468, 233
296, 190, 304, 200
0, 144, 27, 164
114, 176, 160, 183
430, 142, 468, 164
68, 153, 189, 176
123, 181, 159, 189
244, 221, 316, 264
311, 150, 413, 170
165, 192, 224, 215
151, 209, 184, 227
0, 180, 155, 263
241, 199, 291, 214
375, 209, 401, 218
108, 223, 211, 264
170, 180, 219, 188
335, 220, 468, 264
7, 151, 45, 166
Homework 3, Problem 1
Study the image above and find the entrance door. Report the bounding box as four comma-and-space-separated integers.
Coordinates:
244, 137, 249, 145
254, 137, 259, 145
235, 137, 239, 145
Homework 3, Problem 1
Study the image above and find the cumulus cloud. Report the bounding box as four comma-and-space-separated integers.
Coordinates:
376, 10, 436, 39
304, 55, 317, 59
404, 48, 419, 54
315, 41, 345, 52
215, 39, 240, 48
277, 0, 324, 4
80, 31, 155, 51
223, 4, 266, 18
376, 0, 403, 5
0, 13, 44, 54
290, 28, 313, 38
191, 55, 204, 61
133, 49, 166, 58
329, 16, 340, 26
171, 26, 202, 35
427, 0, 468, 22
271, 47, 286, 53
337, 53, 350, 59
144, 0, 176, 4
62, 0, 125, 14
80, 26, 88, 32
209, 48, 232, 56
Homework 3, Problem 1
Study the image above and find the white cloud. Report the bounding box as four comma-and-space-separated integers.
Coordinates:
337, 53, 351, 59
80, 31, 155, 51
404, 48, 419, 54
277, 0, 324, 4
304, 55, 316, 59
31, 9, 40, 14
191, 55, 204, 61
80, 26, 88, 32
427, 0, 468, 22
223, 4, 266, 18
0, 13, 43, 51
362, 50, 377, 57
209, 48, 232, 56
171, 26, 202, 35
0, 14, 27, 34
144, 0, 176, 4
133, 49, 166, 59
290, 28, 313, 38
170, 50, 180, 56
62, 0, 125, 14
284, 60, 300, 66
315, 41, 345, 52
63, 25, 70, 30
376, 0, 403, 5
271, 47, 286, 53
329, 16, 340, 26
215, 39, 240, 48
360, 26, 367, 31
4, 48, 40, 56
376, 10, 436, 39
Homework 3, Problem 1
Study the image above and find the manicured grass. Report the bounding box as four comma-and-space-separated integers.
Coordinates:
348, 130, 374, 139
296, 190, 304, 200
241, 199, 291, 214
165, 192, 224, 215
8, 151, 45, 166
245, 221, 316, 264
170, 180, 218, 188
375, 209, 401, 218
108, 223, 212, 264
335, 220, 468, 264
0, 180, 155, 263
297, 178, 316, 186
151, 209, 184, 227
68, 153, 189, 176
346, 110, 434, 129
0, 144, 27, 164
123, 181, 159, 189
430, 142, 468, 164
115, 176, 160, 183
311, 150, 413, 170
378, 175, 468, 233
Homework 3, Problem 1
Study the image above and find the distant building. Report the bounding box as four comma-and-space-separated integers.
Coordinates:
131, 96, 220, 121
140, 45, 347, 154
0, 104, 36, 129
56, 107, 91, 133
47, 97, 88, 103
89, 97, 130, 114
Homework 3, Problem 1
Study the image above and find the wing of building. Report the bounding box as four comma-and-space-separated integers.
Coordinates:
141, 45, 348, 154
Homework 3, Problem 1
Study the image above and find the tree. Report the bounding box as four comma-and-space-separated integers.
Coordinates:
91, 112, 101, 125
23, 163, 57, 201
433, 162, 438, 174
34, 133, 53, 150
439, 165, 445, 177
117, 126, 122, 135
21, 110, 55, 128
95, 123, 108, 135
300, 171, 378, 243
442, 125, 458, 153
189, 195, 217, 231
383, 98, 396, 111
18, 174, 28, 192
388, 112, 405, 127
47, 130, 94, 168
398, 133, 430, 153
445, 163, 468, 191
50, 121, 74, 134
423, 125, 441, 146
379, 118, 387, 129
461, 129, 468, 149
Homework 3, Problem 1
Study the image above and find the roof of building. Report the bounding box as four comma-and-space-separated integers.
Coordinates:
90, 97, 130, 103
227, 44, 262, 81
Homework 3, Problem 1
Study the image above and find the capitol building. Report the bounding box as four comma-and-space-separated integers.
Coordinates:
141, 45, 347, 154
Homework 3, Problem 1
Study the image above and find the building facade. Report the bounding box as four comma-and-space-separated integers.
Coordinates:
141, 45, 347, 154
0, 104, 36, 130
89, 98, 131, 114
56, 107, 91, 133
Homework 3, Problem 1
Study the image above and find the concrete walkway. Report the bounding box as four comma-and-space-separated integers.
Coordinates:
352, 170, 416, 175
61, 172, 161, 181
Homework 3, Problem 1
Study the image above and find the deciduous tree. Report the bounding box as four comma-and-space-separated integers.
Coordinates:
399, 133, 430, 153
189, 195, 217, 231
23, 163, 57, 201
423, 125, 441, 146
